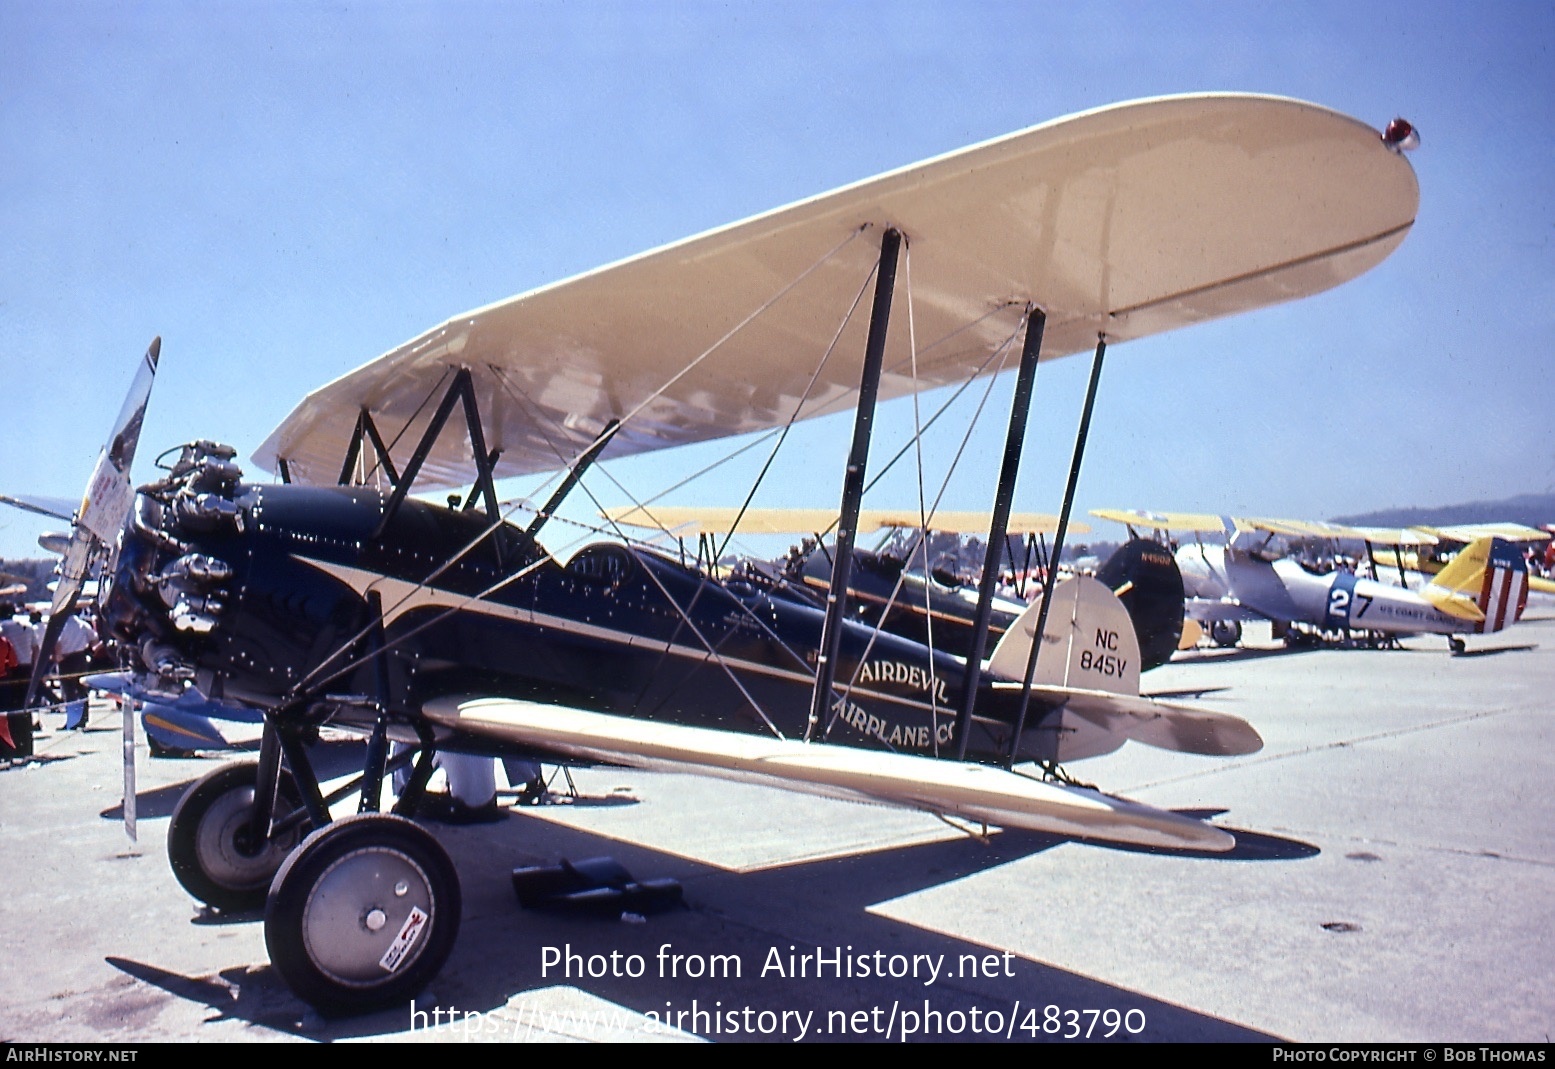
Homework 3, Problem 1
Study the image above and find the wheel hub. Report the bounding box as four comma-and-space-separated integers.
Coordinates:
195, 787, 295, 890
302, 846, 436, 986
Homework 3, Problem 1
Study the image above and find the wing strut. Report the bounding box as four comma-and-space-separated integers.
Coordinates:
999, 336, 1107, 767
371, 368, 499, 537
524, 420, 620, 541
808, 228, 901, 739
955, 307, 1046, 743
337, 408, 402, 488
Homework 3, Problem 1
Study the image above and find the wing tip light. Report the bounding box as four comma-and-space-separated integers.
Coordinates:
1382, 118, 1420, 154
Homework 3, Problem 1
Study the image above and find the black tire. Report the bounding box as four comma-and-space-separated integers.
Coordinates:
264, 814, 461, 1017
167, 761, 307, 913
1209, 620, 1242, 648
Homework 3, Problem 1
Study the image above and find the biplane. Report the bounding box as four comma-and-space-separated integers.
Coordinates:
604, 505, 1187, 670
1368, 522, 1555, 598
38, 94, 1418, 1015
1092, 509, 1528, 653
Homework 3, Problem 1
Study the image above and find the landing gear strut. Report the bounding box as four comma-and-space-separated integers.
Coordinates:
164, 707, 458, 1014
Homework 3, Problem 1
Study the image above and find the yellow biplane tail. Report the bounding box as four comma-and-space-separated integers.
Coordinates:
1420, 537, 1529, 632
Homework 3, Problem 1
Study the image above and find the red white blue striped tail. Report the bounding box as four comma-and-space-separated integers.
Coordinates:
1476, 538, 1529, 634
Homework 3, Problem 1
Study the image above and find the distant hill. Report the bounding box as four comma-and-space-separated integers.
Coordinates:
1332, 493, 1555, 531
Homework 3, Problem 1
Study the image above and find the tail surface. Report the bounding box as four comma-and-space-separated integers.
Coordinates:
986, 575, 1141, 695
1421, 536, 1528, 633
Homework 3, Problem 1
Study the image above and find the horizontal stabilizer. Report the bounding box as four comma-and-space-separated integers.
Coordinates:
423, 697, 1237, 852
991, 682, 1264, 758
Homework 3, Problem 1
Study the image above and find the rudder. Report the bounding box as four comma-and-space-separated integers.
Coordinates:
987, 575, 1142, 696
1422, 536, 1528, 632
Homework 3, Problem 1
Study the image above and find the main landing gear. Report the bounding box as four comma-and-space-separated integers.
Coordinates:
166, 761, 305, 912
265, 814, 460, 1018
1209, 620, 1242, 648
165, 715, 461, 1016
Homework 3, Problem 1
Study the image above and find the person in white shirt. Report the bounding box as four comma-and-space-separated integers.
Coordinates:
0, 604, 38, 673
52, 610, 100, 730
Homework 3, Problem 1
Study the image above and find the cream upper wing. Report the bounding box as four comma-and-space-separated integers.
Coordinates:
255, 93, 1418, 492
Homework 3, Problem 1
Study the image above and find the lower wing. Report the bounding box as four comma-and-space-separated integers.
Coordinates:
421, 696, 1237, 852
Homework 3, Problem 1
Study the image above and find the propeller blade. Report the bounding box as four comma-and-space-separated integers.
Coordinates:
25, 337, 162, 711
24, 571, 83, 710
78, 336, 160, 545
123, 695, 138, 843
0, 493, 77, 523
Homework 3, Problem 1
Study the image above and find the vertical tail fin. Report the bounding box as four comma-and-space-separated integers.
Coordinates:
987, 575, 1142, 695
1422, 537, 1528, 633
1474, 537, 1529, 633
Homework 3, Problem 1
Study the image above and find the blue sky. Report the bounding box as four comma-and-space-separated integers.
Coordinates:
2, 1, 1552, 561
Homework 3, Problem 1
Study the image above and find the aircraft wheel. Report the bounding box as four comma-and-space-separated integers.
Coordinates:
265, 813, 461, 1017
1209, 620, 1242, 648
168, 761, 307, 912
1449, 636, 1466, 654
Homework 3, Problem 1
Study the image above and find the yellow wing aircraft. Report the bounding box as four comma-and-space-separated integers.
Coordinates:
1092, 508, 1529, 652
1368, 523, 1555, 596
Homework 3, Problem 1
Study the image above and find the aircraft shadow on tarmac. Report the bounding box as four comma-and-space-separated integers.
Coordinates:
1, 752, 74, 772
1110, 821, 1320, 863
99, 738, 375, 823
104, 805, 1291, 1042
499, 788, 643, 809
1450, 643, 1536, 658
100, 739, 645, 824
100, 781, 192, 821
1171, 644, 1321, 665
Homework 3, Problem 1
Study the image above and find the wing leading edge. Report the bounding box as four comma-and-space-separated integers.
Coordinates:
421, 696, 1237, 852
257, 93, 1418, 490
603, 505, 1087, 537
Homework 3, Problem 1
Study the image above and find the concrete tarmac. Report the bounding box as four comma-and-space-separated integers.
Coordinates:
2, 611, 1551, 1044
